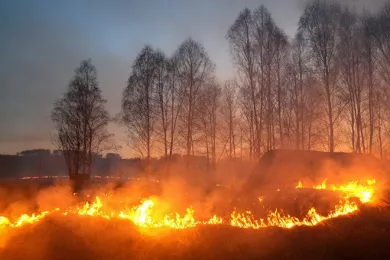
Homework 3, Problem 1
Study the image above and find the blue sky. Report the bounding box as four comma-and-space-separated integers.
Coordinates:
0, 0, 384, 157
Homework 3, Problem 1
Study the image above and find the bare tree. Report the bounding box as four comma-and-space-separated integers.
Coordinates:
154, 50, 170, 158
227, 5, 289, 157
52, 59, 112, 192
273, 27, 289, 148
199, 83, 221, 169
337, 8, 366, 153
288, 32, 308, 150
254, 5, 277, 151
227, 8, 260, 160
238, 87, 256, 160
303, 78, 323, 150
362, 13, 376, 154
175, 38, 215, 163
371, 3, 390, 89
299, 0, 342, 152
121, 46, 157, 179
221, 80, 239, 159
166, 56, 184, 157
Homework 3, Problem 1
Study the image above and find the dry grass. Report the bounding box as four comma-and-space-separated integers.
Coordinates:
1, 204, 390, 260
1, 180, 390, 260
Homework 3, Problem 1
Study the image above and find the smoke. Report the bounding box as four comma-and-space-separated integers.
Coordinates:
0, 150, 388, 246
1, 150, 387, 219
0, 150, 388, 259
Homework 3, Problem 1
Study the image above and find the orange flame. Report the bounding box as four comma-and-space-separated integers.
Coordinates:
0, 179, 377, 236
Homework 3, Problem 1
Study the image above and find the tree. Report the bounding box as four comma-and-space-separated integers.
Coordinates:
166, 56, 184, 157
121, 46, 158, 179
175, 38, 215, 162
371, 3, 390, 88
272, 27, 289, 148
337, 8, 366, 153
254, 5, 278, 152
287, 32, 307, 150
362, 13, 376, 154
227, 8, 260, 160
199, 83, 221, 169
221, 80, 238, 159
299, 0, 342, 152
154, 50, 170, 158
52, 59, 112, 192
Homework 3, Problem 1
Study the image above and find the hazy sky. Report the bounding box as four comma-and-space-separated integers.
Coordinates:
0, 0, 386, 157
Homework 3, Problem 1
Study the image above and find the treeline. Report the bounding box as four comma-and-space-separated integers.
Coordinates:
53, 0, 390, 175
119, 1, 390, 162
0, 152, 141, 179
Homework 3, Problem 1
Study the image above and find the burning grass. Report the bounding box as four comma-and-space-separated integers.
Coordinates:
1, 204, 390, 260
0, 177, 386, 259
0, 178, 377, 230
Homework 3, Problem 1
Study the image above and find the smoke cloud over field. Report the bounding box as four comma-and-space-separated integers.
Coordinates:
0, 150, 387, 226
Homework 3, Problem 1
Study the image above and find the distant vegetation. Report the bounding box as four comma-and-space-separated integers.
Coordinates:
36, 0, 390, 184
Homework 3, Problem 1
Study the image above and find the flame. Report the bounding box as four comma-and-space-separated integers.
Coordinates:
0, 178, 377, 237
312, 179, 376, 203
0, 217, 10, 227
295, 179, 376, 203
205, 215, 223, 225
313, 178, 328, 190
230, 199, 359, 229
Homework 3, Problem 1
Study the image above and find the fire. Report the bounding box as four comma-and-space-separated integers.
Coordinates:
296, 178, 376, 203
0, 178, 377, 236
117, 200, 198, 229
229, 199, 359, 229
14, 211, 53, 227
313, 178, 328, 190
327, 180, 375, 203
205, 215, 223, 225
0, 217, 10, 227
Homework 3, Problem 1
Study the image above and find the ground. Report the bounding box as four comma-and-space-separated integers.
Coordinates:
0, 178, 389, 260
1, 204, 390, 260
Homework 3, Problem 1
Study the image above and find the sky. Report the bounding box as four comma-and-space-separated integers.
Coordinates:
0, 0, 386, 158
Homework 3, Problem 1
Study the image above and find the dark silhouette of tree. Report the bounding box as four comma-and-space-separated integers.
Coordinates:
121, 46, 158, 180
299, 0, 342, 152
273, 27, 289, 149
227, 8, 260, 160
52, 59, 112, 192
154, 50, 170, 158
199, 83, 221, 169
227, 5, 290, 157
337, 8, 366, 153
175, 38, 215, 164
166, 56, 184, 158
220, 80, 239, 159
361, 13, 376, 154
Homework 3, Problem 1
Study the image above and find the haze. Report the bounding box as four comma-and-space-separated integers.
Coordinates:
0, 0, 386, 157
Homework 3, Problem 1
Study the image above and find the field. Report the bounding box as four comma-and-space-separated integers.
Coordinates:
1, 179, 389, 260
1, 205, 390, 260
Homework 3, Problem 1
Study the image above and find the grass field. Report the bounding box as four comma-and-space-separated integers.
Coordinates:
1, 204, 390, 260
1, 179, 389, 260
